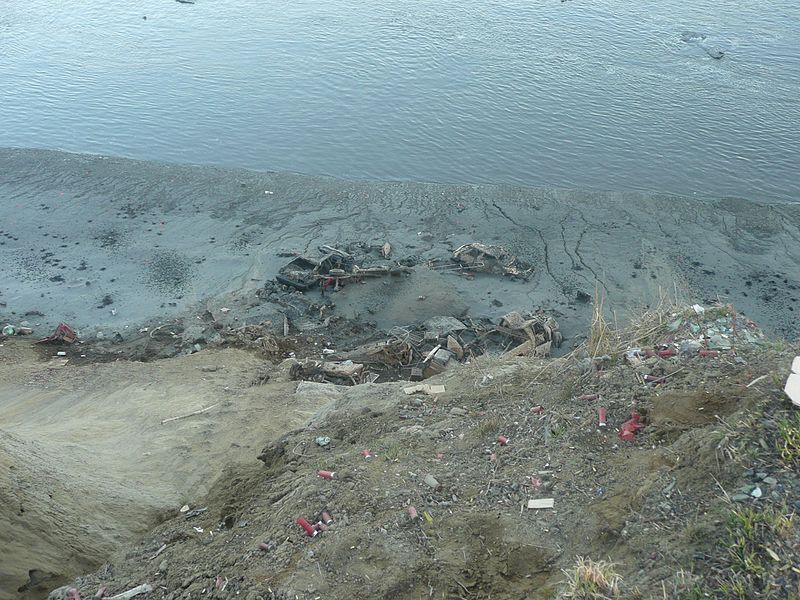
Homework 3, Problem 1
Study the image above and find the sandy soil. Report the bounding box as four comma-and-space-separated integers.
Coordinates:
0, 340, 331, 598
39, 336, 800, 600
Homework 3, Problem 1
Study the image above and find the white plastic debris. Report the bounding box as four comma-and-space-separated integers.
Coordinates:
786, 356, 800, 408
692, 304, 705, 315
527, 498, 555, 509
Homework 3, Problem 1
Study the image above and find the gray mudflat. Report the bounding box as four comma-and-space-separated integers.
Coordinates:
1, 148, 798, 342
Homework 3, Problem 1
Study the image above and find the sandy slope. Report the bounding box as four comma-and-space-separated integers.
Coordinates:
0, 340, 326, 599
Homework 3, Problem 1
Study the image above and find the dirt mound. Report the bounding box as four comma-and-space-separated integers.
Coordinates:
47, 339, 800, 599
0, 341, 334, 599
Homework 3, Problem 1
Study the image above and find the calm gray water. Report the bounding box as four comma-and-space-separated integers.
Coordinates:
1, 0, 798, 201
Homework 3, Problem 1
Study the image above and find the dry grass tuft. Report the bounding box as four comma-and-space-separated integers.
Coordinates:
561, 556, 623, 599
587, 286, 692, 359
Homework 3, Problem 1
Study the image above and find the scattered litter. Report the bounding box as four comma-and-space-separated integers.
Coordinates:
321, 511, 333, 524
2, 324, 33, 336
318, 470, 335, 480
527, 498, 555, 510
179, 504, 190, 513
184, 507, 207, 519
296, 516, 318, 537
497, 435, 509, 446
692, 304, 705, 315
161, 403, 219, 425
785, 356, 800, 407
746, 374, 769, 388
577, 394, 598, 401
37, 322, 77, 345
192, 527, 204, 533
315, 436, 331, 447
407, 506, 419, 520
105, 584, 153, 600
148, 543, 167, 560
361, 449, 373, 459
450, 243, 533, 279
618, 412, 644, 441
598, 407, 607, 428
403, 384, 446, 395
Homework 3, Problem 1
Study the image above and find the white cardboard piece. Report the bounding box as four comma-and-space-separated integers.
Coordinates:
786, 356, 800, 408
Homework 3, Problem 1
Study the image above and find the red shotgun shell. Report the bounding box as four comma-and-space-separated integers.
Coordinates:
258, 542, 271, 551
657, 348, 676, 358
577, 394, 599, 401
361, 449, 373, 458
318, 470, 335, 480
408, 506, 419, 519
321, 511, 333, 524
497, 435, 509, 446
598, 407, 607, 428
296, 516, 318, 537
699, 350, 719, 357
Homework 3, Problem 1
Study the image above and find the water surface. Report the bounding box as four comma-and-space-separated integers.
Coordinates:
1, 0, 798, 201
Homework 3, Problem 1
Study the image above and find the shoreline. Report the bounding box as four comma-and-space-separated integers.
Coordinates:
1, 147, 798, 343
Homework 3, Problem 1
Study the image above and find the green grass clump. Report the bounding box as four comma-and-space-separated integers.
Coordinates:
777, 413, 800, 465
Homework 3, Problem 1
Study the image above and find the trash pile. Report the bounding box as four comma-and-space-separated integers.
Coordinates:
284, 311, 562, 385
443, 243, 532, 279
624, 304, 765, 366
275, 244, 412, 292
274, 241, 533, 294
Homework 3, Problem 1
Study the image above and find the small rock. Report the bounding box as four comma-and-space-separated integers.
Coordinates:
755, 472, 768, 480
731, 493, 750, 502
424, 474, 440, 489
763, 477, 778, 485
159, 559, 168, 573
200, 365, 219, 372
449, 407, 467, 417
751, 486, 763, 498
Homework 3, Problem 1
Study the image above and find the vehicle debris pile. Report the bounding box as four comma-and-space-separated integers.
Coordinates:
282, 310, 562, 385
275, 244, 412, 292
